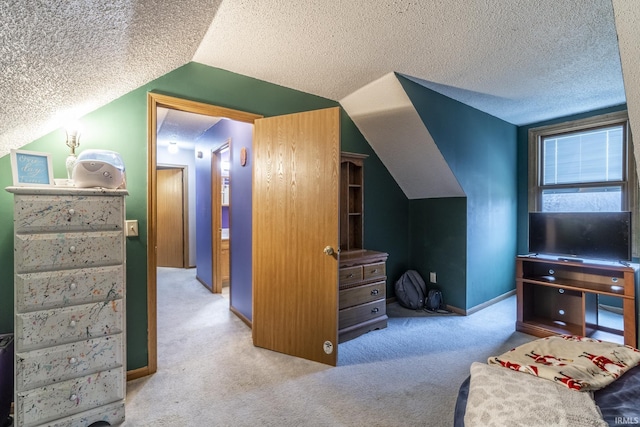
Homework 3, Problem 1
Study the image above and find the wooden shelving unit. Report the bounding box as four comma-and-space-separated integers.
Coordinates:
340, 152, 367, 252
516, 255, 638, 347
338, 152, 388, 342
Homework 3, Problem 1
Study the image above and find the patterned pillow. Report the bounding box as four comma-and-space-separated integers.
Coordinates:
488, 335, 640, 391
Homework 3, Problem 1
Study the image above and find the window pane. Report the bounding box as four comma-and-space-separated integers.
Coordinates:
542, 187, 622, 212
542, 126, 623, 185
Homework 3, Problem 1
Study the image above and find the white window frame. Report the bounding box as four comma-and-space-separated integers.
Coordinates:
528, 110, 638, 258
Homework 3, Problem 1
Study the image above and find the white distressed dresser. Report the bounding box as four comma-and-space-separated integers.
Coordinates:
6, 186, 127, 427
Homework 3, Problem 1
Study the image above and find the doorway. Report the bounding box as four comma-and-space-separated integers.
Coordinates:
146, 93, 262, 375
212, 143, 230, 294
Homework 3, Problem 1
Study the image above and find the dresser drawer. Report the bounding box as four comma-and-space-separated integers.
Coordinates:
363, 262, 386, 280
339, 281, 385, 310
16, 367, 124, 427
14, 231, 123, 273
339, 265, 363, 287
15, 299, 123, 352
339, 299, 386, 329
16, 265, 124, 312
39, 401, 125, 427
16, 334, 123, 391
14, 195, 123, 233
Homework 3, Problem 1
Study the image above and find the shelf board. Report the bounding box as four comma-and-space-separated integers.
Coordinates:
519, 277, 629, 298
518, 317, 583, 337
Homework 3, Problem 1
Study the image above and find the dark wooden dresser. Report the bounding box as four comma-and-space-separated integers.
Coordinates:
338, 250, 388, 343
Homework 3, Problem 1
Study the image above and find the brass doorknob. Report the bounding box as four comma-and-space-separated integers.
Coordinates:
323, 246, 335, 256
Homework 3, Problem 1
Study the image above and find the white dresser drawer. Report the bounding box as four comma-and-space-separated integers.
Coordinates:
33, 401, 125, 427
15, 299, 123, 352
14, 194, 123, 233
16, 265, 124, 312
16, 334, 123, 391
16, 368, 124, 427
14, 231, 123, 273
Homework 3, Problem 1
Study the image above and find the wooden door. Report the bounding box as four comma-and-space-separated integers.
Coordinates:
252, 107, 340, 366
157, 168, 184, 268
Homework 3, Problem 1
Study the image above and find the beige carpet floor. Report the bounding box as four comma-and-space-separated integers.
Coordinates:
123, 268, 534, 426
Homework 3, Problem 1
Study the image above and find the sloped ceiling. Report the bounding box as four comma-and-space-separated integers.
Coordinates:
2, 0, 640, 197
341, 73, 464, 199
613, 0, 640, 154
194, 0, 624, 126
0, 0, 223, 157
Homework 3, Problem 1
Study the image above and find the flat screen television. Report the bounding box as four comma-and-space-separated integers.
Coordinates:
528, 211, 632, 262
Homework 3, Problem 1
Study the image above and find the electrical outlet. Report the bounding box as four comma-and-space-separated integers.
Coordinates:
429, 272, 437, 283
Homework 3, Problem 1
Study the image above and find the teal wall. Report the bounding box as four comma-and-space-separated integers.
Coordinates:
408, 197, 467, 307
0, 62, 409, 370
398, 75, 519, 310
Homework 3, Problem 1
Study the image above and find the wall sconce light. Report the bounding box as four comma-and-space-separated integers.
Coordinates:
167, 141, 179, 154
65, 124, 81, 180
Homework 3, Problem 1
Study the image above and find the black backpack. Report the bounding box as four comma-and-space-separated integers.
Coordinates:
425, 289, 445, 312
394, 270, 426, 310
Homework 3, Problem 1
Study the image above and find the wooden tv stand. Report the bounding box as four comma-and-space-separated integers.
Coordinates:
516, 255, 638, 347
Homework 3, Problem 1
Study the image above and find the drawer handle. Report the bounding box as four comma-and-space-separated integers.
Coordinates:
371, 289, 379, 296
69, 320, 77, 327
558, 289, 565, 294
69, 282, 77, 291
347, 273, 353, 278
371, 307, 379, 314
69, 357, 78, 365
371, 269, 378, 273
68, 208, 75, 216
69, 246, 76, 253
69, 393, 78, 402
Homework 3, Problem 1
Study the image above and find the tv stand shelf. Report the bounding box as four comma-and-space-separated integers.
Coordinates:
516, 255, 638, 347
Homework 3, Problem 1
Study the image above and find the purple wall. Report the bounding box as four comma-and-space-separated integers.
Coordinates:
227, 121, 253, 320
222, 206, 229, 228
194, 119, 253, 320
194, 142, 213, 290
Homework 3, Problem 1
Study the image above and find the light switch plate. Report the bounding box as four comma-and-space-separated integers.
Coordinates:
125, 220, 139, 237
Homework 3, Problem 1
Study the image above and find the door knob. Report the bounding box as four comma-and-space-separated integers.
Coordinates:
323, 246, 335, 256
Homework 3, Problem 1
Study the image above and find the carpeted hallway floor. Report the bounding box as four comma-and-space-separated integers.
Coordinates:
123, 267, 534, 426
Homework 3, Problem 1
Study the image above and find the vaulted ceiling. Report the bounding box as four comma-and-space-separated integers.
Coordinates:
2, 0, 639, 166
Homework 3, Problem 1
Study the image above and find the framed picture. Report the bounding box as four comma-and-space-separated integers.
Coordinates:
10, 149, 54, 186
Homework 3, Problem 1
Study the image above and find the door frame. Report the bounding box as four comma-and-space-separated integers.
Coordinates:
212, 143, 230, 294
157, 164, 189, 268
145, 93, 262, 376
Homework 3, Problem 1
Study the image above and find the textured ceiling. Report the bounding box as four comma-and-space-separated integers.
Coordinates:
1, 0, 638, 165
195, 0, 625, 125
613, 0, 640, 158
0, 0, 222, 157
156, 107, 221, 151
